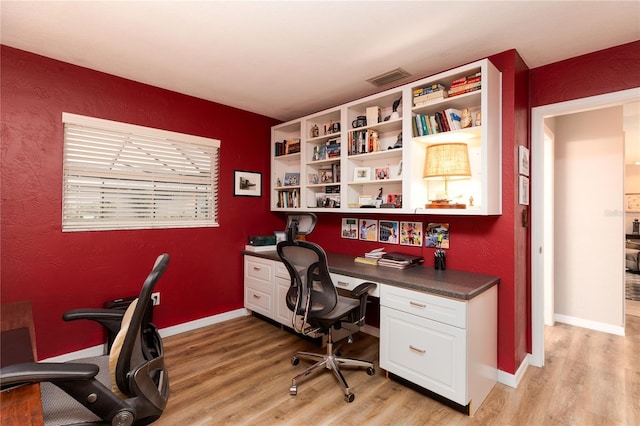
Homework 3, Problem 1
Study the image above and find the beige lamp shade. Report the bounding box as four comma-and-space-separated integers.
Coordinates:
423, 143, 471, 180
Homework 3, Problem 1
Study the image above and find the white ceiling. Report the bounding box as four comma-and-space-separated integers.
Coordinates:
1, 1, 638, 122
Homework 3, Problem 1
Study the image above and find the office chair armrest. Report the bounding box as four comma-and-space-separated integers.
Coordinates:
63, 308, 125, 323
350, 282, 376, 299
0, 362, 99, 387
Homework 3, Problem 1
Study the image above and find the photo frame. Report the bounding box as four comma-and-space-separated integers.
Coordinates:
519, 175, 530, 205
375, 166, 390, 180
234, 170, 261, 197
518, 146, 530, 177
353, 167, 371, 182
359, 219, 378, 241
425, 223, 450, 249
341, 218, 358, 239
378, 220, 399, 244
625, 193, 640, 212
400, 221, 422, 246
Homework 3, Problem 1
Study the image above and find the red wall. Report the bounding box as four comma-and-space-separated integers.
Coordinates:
0, 46, 283, 359
530, 41, 640, 108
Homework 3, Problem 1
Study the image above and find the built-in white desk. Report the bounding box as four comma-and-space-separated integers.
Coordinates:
242, 250, 499, 415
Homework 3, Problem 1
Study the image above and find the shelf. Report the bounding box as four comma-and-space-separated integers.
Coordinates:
270, 58, 501, 215
348, 178, 402, 186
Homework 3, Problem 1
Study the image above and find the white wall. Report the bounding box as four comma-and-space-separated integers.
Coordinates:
554, 106, 624, 328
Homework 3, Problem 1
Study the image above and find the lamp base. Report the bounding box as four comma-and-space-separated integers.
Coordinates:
426, 201, 467, 209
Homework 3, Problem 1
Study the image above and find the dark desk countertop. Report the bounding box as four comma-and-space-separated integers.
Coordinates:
243, 250, 499, 301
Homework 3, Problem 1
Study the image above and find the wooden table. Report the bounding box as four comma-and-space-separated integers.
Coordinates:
1, 301, 44, 426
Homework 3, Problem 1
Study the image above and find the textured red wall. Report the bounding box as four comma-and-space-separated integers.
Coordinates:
530, 41, 640, 108
0, 46, 282, 359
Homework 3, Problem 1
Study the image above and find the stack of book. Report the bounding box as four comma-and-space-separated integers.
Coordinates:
448, 73, 481, 97
413, 83, 447, 107
354, 248, 385, 265
378, 252, 424, 269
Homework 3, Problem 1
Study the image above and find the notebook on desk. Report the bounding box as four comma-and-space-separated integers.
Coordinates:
381, 252, 424, 264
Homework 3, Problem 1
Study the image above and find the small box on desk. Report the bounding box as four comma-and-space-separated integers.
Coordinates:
248, 235, 276, 246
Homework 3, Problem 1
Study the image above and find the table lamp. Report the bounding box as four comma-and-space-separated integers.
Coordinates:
423, 142, 471, 208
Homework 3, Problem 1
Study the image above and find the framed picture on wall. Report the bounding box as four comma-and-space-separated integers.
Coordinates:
234, 170, 261, 197
519, 146, 530, 177
519, 175, 530, 205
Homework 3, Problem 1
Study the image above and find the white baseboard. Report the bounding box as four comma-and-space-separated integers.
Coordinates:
42, 308, 249, 362
554, 313, 625, 336
497, 355, 529, 389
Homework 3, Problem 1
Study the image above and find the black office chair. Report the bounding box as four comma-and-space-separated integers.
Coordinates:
277, 225, 376, 403
0, 254, 170, 426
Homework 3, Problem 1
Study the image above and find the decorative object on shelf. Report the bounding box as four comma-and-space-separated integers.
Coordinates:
390, 97, 402, 120
320, 170, 333, 183
400, 221, 422, 246
425, 223, 450, 249
518, 146, 530, 177
354, 167, 371, 182
352, 115, 367, 128
310, 124, 319, 138
519, 176, 529, 206
284, 173, 300, 186
358, 195, 374, 207
370, 130, 380, 151
423, 143, 471, 208
388, 132, 402, 150
460, 108, 472, 128
341, 218, 358, 239
633, 218, 639, 235
234, 170, 262, 197
276, 177, 282, 187
331, 122, 341, 133
475, 111, 482, 126
308, 174, 319, 184
366, 106, 381, 126
375, 167, 390, 180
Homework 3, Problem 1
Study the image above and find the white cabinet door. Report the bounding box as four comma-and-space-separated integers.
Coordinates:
244, 257, 274, 318
380, 305, 467, 405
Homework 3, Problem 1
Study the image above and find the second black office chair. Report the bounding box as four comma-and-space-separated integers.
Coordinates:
0, 254, 170, 426
277, 239, 376, 403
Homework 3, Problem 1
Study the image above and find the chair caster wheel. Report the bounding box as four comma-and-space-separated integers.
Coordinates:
290, 385, 297, 396
335, 350, 342, 357
291, 356, 299, 366
367, 367, 375, 376
345, 393, 355, 403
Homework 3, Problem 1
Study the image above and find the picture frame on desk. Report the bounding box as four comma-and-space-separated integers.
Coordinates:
234, 170, 261, 197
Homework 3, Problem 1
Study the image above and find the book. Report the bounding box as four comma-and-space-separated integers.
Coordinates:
382, 252, 424, 264
354, 256, 379, 266
413, 83, 446, 96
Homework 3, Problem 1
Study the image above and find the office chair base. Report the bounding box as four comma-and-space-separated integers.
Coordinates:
290, 341, 375, 403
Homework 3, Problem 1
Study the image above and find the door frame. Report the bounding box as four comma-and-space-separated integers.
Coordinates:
530, 87, 639, 367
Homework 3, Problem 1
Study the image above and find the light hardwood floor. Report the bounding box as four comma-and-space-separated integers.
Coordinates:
156, 314, 640, 425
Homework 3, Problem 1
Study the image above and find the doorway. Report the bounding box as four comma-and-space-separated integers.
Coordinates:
530, 88, 640, 368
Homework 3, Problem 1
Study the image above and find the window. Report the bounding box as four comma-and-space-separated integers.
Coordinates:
62, 113, 220, 231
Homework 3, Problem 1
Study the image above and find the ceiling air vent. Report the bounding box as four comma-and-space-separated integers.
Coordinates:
366, 68, 411, 87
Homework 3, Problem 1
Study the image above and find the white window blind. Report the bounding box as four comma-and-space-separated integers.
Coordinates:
62, 113, 220, 231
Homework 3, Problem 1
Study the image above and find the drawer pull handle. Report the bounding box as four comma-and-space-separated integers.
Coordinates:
252, 294, 261, 299
409, 345, 426, 355
337, 281, 349, 287
253, 267, 261, 271
409, 301, 426, 308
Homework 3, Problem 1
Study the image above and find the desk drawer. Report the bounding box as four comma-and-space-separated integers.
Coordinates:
331, 273, 380, 298
380, 284, 466, 328
245, 257, 273, 283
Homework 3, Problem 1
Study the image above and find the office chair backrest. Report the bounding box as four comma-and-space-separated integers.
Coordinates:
277, 240, 337, 318
108, 253, 170, 405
